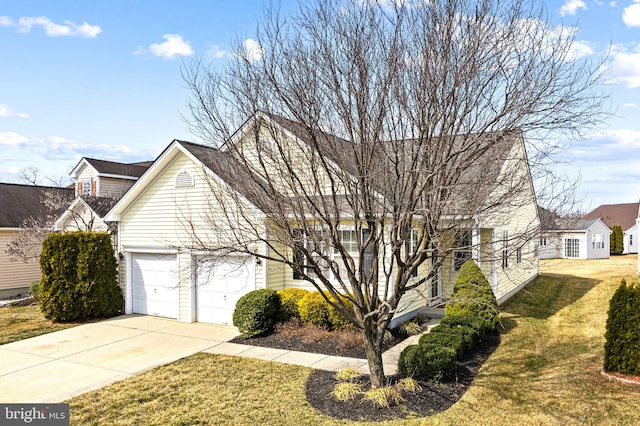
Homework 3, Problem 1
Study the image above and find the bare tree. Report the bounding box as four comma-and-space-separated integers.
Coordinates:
183, 0, 607, 387
7, 188, 74, 262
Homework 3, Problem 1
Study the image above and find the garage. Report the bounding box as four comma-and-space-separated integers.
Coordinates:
195, 256, 255, 325
131, 253, 179, 319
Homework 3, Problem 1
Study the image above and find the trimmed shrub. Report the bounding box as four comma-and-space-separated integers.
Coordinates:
29, 280, 40, 301
327, 293, 354, 331
397, 343, 457, 382
233, 289, 282, 338
277, 288, 309, 321
604, 279, 640, 374
440, 314, 487, 342
298, 291, 330, 327
419, 325, 466, 358
445, 260, 499, 331
39, 231, 122, 321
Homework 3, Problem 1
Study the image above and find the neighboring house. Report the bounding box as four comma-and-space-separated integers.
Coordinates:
585, 202, 639, 254
70, 157, 152, 198
104, 114, 540, 326
539, 218, 611, 260
0, 183, 73, 298
54, 158, 152, 233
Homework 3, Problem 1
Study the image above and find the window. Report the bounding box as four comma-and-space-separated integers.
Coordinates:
539, 237, 547, 246
630, 234, 633, 247
338, 230, 358, 253
502, 230, 509, 269
406, 229, 419, 278
564, 238, 580, 258
81, 180, 91, 196
453, 229, 472, 271
593, 234, 604, 249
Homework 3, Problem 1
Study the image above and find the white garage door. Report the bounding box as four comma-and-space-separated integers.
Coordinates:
132, 253, 178, 319
195, 256, 254, 325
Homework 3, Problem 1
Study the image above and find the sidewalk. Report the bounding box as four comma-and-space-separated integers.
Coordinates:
203, 318, 441, 375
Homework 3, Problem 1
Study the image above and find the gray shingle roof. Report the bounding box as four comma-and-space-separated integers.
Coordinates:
83, 158, 151, 178
0, 183, 74, 228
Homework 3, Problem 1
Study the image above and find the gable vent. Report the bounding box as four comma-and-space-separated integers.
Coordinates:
175, 170, 195, 188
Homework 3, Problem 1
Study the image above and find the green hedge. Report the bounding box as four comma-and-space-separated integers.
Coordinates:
604, 279, 640, 374
39, 231, 122, 321
233, 289, 282, 338
397, 343, 457, 383
398, 261, 497, 382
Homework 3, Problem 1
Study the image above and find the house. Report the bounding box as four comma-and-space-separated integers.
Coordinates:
104, 114, 540, 326
54, 158, 152, 233
585, 202, 639, 254
539, 218, 611, 260
0, 183, 73, 298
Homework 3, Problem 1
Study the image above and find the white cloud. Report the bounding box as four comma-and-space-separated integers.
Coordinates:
624, 102, 640, 108
560, 0, 587, 17
0, 104, 29, 118
139, 34, 194, 59
0, 15, 101, 38
567, 39, 594, 60
205, 44, 228, 60
623, 1, 640, 27
603, 44, 640, 87
0, 132, 133, 160
0, 132, 30, 147
235, 38, 265, 62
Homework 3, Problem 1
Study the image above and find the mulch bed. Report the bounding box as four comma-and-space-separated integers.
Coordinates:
232, 320, 501, 421
229, 320, 406, 359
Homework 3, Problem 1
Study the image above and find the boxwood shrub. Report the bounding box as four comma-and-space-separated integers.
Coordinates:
397, 343, 457, 383
604, 279, 640, 374
298, 291, 331, 327
233, 288, 282, 338
39, 231, 122, 321
327, 293, 354, 331
277, 288, 309, 321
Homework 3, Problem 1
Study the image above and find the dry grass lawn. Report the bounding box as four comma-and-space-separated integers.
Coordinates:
0, 303, 77, 345
68, 256, 640, 425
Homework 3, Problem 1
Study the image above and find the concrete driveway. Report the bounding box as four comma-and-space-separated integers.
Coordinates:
0, 315, 239, 403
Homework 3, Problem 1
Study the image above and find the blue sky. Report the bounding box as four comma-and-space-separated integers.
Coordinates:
0, 0, 639, 211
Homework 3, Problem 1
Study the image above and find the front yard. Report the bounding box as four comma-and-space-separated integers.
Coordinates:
65, 255, 640, 425
0, 303, 77, 345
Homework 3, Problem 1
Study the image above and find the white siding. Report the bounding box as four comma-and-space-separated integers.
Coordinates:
99, 177, 135, 198
117, 151, 264, 322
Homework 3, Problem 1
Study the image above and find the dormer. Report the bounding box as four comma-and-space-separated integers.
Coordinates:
70, 158, 152, 198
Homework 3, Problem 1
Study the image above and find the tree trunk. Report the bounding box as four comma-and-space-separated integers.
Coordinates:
363, 322, 386, 388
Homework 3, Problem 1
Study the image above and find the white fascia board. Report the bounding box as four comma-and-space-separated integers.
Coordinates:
97, 173, 139, 180
69, 158, 92, 179
103, 140, 182, 222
